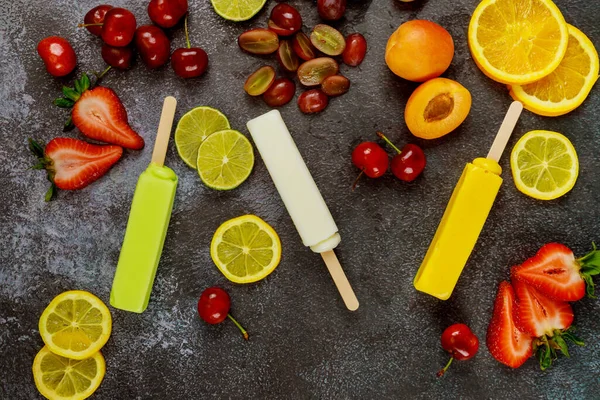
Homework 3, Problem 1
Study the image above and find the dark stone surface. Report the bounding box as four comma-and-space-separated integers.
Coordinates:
1, 0, 600, 398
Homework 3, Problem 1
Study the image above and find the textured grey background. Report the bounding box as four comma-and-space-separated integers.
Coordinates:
1, 0, 600, 399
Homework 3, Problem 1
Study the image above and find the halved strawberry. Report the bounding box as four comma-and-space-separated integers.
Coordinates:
513, 279, 574, 337
30, 138, 123, 201
513, 279, 583, 370
486, 281, 533, 369
53, 73, 144, 149
72, 86, 144, 149
511, 243, 600, 301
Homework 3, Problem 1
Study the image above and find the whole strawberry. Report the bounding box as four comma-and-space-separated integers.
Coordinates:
53, 73, 144, 150
29, 138, 123, 201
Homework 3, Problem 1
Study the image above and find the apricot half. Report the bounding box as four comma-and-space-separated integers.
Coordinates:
385, 20, 454, 82
405, 78, 471, 139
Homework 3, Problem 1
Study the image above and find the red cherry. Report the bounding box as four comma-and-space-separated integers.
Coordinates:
352, 142, 389, 179
437, 323, 479, 377
377, 132, 426, 182
135, 25, 171, 69
198, 287, 230, 324
268, 4, 302, 36
197, 287, 249, 340
101, 44, 134, 69
148, 0, 188, 28
101, 8, 137, 47
83, 5, 112, 37
37, 36, 77, 77
391, 144, 426, 182
172, 48, 207, 77
351, 142, 389, 189
171, 14, 208, 78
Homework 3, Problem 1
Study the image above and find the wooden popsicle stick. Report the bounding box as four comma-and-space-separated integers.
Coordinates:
321, 250, 359, 311
151, 96, 178, 167
486, 101, 523, 162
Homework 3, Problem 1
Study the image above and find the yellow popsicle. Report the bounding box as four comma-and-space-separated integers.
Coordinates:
414, 102, 523, 300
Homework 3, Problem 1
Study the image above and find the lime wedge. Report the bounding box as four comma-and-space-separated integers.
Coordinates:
210, 0, 267, 21
175, 106, 230, 169
197, 130, 254, 190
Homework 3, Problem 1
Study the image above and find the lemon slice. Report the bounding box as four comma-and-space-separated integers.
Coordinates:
39, 291, 112, 360
33, 346, 105, 400
210, 0, 267, 21
211, 215, 281, 283
509, 25, 599, 116
510, 130, 579, 200
175, 106, 230, 169
468, 0, 568, 84
197, 130, 254, 190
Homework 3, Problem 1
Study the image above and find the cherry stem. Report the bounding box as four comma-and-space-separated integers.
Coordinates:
227, 313, 249, 341
351, 170, 364, 191
78, 23, 103, 28
184, 13, 191, 49
377, 131, 402, 154
94, 66, 112, 81
437, 357, 454, 377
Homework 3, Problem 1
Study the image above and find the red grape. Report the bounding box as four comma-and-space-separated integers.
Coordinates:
263, 78, 296, 107
298, 89, 329, 114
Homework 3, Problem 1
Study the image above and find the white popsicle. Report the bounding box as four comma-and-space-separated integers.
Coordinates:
247, 110, 358, 311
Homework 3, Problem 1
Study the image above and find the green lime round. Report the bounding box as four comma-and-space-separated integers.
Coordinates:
197, 130, 254, 190
175, 106, 230, 169
210, 0, 267, 21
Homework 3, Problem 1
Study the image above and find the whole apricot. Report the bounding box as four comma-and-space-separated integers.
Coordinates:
405, 78, 471, 139
385, 20, 454, 82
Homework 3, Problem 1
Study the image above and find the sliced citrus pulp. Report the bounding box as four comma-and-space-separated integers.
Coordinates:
38, 290, 112, 360
510, 130, 578, 200
211, 215, 281, 283
196, 130, 254, 190
33, 346, 105, 400
468, 0, 569, 84
210, 0, 267, 22
509, 25, 599, 116
175, 106, 230, 169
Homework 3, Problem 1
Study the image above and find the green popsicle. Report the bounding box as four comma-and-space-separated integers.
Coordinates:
110, 96, 178, 313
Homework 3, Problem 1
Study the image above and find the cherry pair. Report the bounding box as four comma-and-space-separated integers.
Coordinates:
351, 132, 426, 189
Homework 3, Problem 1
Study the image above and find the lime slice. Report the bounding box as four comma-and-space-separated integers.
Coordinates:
197, 130, 254, 190
211, 215, 282, 283
210, 0, 267, 21
175, 107, 230, 169
510, 130, 579, 200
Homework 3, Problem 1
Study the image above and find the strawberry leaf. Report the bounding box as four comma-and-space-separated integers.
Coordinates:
562, 327, 585, 347
53, 98, 75, 108
44, 183, 56, 202
28, 138, 45, 158
74, 78, 83, 94
62, 86, 80, 102
578, 245, 600, 273
536, 341, 553, 371
81, 73, 91, 92
63, 117, 75, 132
552, 335, 570, 357
582, 274, 596, 298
